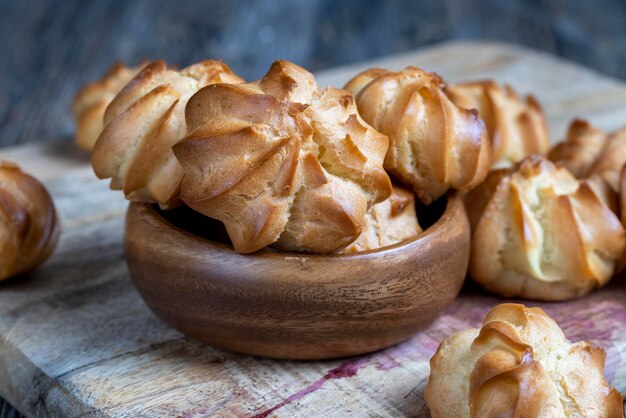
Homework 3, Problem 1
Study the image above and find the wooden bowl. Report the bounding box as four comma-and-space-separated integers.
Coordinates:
124, 192, 470, 360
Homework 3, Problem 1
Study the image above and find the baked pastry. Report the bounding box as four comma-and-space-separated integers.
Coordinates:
73, 62, 142, 152
338, 185, 421, 253
446, 80, 549, 168
344, 67, 490, 204
425, 303, 623, 418
464, 167, 512, 231
549, 119, 626, 191
173, 60, 392, 254
586, 173, 619, 213
466, 164, 618, 231
548, 119, 607, 178
621, 164, 626, 226
590, 127, 626, 191
0, 161, 60, 281
92, 60, 243, 208
470, 155, 625, 301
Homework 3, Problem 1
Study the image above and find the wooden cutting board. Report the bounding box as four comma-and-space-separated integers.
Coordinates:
1, 41, 626, 418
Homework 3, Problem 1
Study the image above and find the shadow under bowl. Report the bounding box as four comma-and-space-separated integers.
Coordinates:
124, 192, 470, 360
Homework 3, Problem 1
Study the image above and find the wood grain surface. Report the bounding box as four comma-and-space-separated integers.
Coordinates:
1, 41, 626, 417
124, 197, 468, 360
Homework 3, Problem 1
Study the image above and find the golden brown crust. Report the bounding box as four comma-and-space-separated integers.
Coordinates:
549, 122, 626, 273
469, 155, 625, 301
621, 164, 626, 227
548, 119, 607, 178
0, 161, 60, 281
338, 184, 421, 253
344, 67, 490, 204
425, 303, 624, 418
91, 60, 243, 208
549, 119, 626, 192
174, 60, 392, 254
591, 127, 626, 191
447, 80, 550, 168
464, 167, 513, 231
617, 165, 626, 271
73, 62, 143, 152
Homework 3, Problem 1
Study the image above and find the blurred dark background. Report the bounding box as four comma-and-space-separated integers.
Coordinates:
1, 0, 626, 149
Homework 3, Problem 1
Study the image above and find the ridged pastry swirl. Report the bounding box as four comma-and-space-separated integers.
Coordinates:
592, 127, 626, 191
338, 184, 421, 253
73, 62, 142, 152
425, 303, 623, 418
0, 161, 60, 281
548, 119, 607, 179
446, 80, 549, 168
470, 155, 625, 300
549, 119, 626, 191
344, 67, 490, 204
92, 60, 243, 208
173, 60, 392, 254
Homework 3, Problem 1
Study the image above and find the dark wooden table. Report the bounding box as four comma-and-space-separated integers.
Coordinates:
2, 1, 626, 416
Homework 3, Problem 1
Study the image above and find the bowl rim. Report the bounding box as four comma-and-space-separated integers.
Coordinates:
131, 191, 464, 260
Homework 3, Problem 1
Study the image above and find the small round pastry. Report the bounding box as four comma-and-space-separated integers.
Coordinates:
344, 67, 490, 204
470, 155, 625, 301
0, 162, 60, 281
548, 119, 607, 178
73, 62, 143, 152
425, 303, 623, 418
173, 60, 392, 254
590, 127, 626, 191
92, 60, 243, 208
549, 119, 626, 192
446, 80, 549, 168
338, 184, 421, 253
